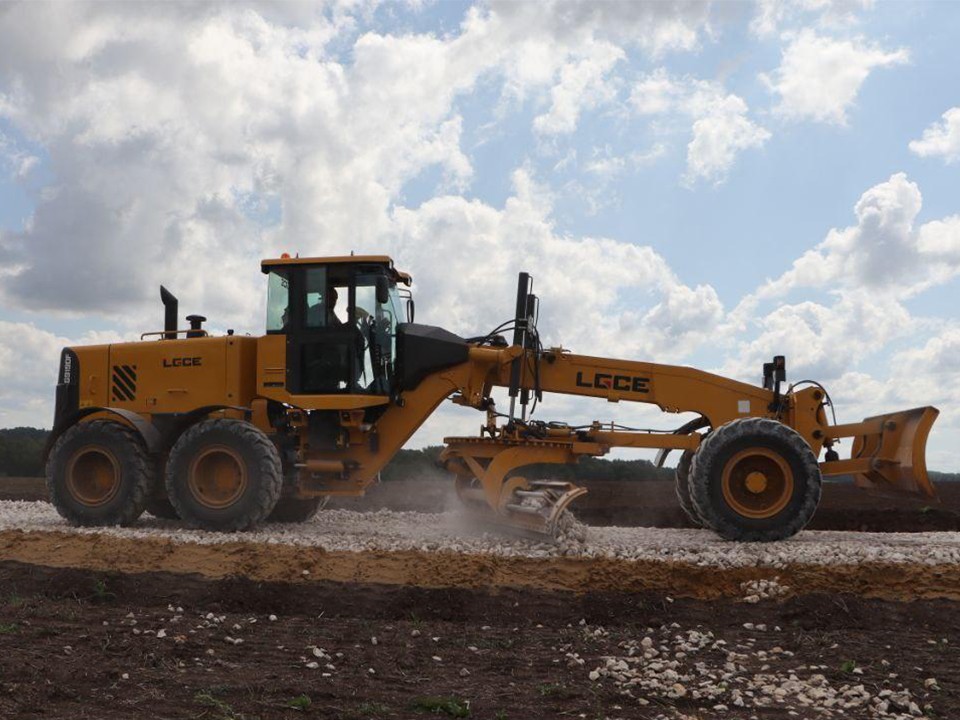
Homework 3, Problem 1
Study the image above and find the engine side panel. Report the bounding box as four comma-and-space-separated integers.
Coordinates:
104, 336, 259, 415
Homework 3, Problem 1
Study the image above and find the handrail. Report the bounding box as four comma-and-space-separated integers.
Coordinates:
140, 329, 211, 340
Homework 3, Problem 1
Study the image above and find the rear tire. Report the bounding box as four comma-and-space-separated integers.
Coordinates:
689, 418, 821, 542
46, 420, 152, 527
165, 419, 282, 532
674, 450, 703, 528
266, 496, 329, 523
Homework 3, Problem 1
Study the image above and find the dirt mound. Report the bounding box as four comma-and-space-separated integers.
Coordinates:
1, 525, 958, 602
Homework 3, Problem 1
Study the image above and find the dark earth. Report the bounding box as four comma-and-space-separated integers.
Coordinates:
0, 562, 958, 720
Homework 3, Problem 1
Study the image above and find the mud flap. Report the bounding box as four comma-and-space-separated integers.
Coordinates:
824, 406, 939, 500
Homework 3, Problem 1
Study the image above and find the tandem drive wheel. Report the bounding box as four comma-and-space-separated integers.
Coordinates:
266, 496, 330, 523
689, 418, 821, 542
165, 419, 282, 532
46, 420, 153, 526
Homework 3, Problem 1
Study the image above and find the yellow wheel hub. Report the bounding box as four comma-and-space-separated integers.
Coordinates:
66, 446, 121, 507
744, 471, 769, 494
721, 448, 793, 519
188, 446, 247, 509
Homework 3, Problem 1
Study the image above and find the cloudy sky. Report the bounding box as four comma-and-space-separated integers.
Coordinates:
1, 1, 959, 466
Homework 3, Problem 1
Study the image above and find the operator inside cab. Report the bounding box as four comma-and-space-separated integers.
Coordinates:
263, 256, 406, 397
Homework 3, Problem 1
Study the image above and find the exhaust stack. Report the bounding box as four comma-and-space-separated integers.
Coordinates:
160, 286, 178, 340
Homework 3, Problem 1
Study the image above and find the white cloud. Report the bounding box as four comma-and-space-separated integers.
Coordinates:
762, 30, 908, 125
488, 1, 712, 59
0, 3, 488, 328
629, 68, 682, 115
582, 143, 666, 178
684, 93, 771, 186
750, 0, 874, 39
387, 168, 723, 363
721, 292, 912, 383
709, 172, 960, 469
756, 173, 960, 299
909, 107, 960, 164
0, 130, 38, 182
629, 71, 770, 185
492, 2, 711, 136
532, 42, 624, 136
0, 1, 722, 331
719, 172, 960, 443
0, 322, 125, 429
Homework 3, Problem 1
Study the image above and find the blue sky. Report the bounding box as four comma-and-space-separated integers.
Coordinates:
1, 0, 960, 467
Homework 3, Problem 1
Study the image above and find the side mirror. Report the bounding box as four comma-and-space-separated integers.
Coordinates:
376, 276, 390, 305
406, 298, 415, 323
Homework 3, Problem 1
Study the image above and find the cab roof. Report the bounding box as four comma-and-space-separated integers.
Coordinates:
261, 255, 411, 285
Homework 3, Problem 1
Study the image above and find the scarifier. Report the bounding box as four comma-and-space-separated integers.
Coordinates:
43, 256, 939, 541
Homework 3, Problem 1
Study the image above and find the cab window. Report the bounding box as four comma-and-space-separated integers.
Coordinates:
265, 270, 289, 333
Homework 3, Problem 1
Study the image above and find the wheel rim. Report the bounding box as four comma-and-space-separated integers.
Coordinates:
188, 445, 247, 509
720, 447, 794, 519
66, 446, 121, 507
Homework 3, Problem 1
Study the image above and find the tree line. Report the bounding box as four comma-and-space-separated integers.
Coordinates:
5, 427, 955, 483
0, 428, 675, 482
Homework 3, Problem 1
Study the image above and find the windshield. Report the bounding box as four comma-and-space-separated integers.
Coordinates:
354, 273, 400, 394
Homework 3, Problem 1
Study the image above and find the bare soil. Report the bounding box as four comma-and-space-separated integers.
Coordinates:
1, 561, 958, 720
0, 528, 958, 603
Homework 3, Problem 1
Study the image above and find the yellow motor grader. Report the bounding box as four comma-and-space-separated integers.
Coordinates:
44, 255, 939, 541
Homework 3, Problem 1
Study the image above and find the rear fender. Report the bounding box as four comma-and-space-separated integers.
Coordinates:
42, 407, 162, 465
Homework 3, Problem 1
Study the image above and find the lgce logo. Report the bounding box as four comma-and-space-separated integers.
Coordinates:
163, 356, 203, 368
575, 371, 650, 394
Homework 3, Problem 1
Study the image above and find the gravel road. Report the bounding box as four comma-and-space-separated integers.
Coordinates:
2, 500, 960, 569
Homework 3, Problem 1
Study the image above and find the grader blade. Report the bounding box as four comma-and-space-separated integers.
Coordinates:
442, 436, 592, 540
822, 406, 939, 500
502, 480, 588, 537
454, 473, 586, 539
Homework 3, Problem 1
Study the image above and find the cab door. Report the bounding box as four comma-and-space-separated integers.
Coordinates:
286, 265, 360, 395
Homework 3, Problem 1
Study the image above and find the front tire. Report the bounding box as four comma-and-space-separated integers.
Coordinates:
674, 450, 703, 528
46, 420, 152, 527
165, 419, 282, 532
689, 418, 821, 542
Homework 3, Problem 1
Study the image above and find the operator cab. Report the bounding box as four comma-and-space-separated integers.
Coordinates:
261, 255, 412, 396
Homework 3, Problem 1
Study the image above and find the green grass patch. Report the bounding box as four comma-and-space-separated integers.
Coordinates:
194, 690, 247, 720
287, 694, 311, 711
354, 702, 391, 717
410, 696, 470, 717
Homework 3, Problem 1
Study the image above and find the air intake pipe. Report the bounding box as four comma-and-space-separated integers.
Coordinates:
160, 286, 178, 340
